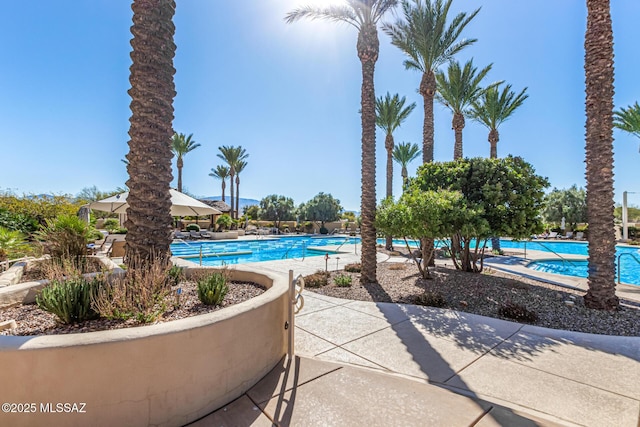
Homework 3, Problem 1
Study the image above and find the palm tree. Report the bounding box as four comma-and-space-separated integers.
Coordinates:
234, 160, 247, 221
583, 0, 618, 310
614, 102, 640, 153
375, 92, 416, 249
171, 133, 201, 193
217, 145, 248, 219
468, 83, 528, 158
208, 165, 229, 202
286, 0, 398, 284
384, 0, 478, 163
435, 59, 494, 159
392, 142, 421, 190
124, 0, 176, 269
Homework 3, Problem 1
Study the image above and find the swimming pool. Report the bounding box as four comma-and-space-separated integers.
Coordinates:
170, 236, 421, 266
496, 240, 640, 286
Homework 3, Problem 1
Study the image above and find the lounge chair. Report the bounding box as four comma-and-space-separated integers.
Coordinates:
561, 231, 574, 239
545, 231, 558, 239
189, 231, 202, 239
575, 231, 585, 240
174, 231, 190, 240
200, 231, 213, 239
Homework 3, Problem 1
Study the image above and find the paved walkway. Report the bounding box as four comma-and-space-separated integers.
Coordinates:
185, 250, 640, 427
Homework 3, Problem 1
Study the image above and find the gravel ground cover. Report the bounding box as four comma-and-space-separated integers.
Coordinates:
0, 279, 265, 336
308, 260, 640, 337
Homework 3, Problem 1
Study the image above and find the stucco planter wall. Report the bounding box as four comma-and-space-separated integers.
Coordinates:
0, 267, 288, 427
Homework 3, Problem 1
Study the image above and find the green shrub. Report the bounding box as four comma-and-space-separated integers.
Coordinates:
333, 274, 352, 287
167, 265, 183, 286
319, 226, 328, 234
113, 227, 127, 234
628, 226, 638, 239
0, 226, 31, 259
344, 263, 361, 273
498, 302, 538, 324
0, 208, 39, 234
186, 224, 200, 232
197, 272, 228, 306
216, 214, 233, 231
303, 270, 329, 288
36, 277, 102, 324
414, 291, 447, 308
103, 218, 119, 233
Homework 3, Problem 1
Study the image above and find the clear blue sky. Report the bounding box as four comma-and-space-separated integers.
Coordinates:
1, 0, 639, 211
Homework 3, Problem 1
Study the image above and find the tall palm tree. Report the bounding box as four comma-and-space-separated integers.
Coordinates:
234, 160, 247, 221
286, 0, 398, 284
217, 145, 248, 219
614, 102, 640, 153
468, 83, 528, 158
208, 165, 229, 202
171, 132, 201, 193
124, 0, 176, 269
375, 92, 416, 249
392, 142, 421, 190
583, 0, 618, 310
435, 59, 494, 159
384, 0, 478, 163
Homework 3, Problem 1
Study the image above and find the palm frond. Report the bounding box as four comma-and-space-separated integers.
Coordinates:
285, 4, 359, 29
614, 102, 640, 139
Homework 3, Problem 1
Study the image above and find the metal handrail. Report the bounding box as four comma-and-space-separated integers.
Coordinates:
617, 252, 640, 284
526, 240, 579, 270
172, 238, 193, 247
334, 236, 352, 252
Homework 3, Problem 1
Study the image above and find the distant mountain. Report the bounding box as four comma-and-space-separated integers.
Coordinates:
201, 196, 260, 214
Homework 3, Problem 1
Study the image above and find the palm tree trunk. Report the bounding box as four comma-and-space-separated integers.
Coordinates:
584, 0, 618, 310
489, 129, 499, 159
229, 170, 235, 221
221, 180, 226, 202
176, 157, 183, 192
385, 133, 394, 250
420, 71, 436, 163
401, 167, 408, 190
358, 23, 379, 284
124, 0, 176, 269
235, 175, 240, 220
452, 112, 465, 159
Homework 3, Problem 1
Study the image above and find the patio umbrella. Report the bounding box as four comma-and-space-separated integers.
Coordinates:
87, 189, 222, 217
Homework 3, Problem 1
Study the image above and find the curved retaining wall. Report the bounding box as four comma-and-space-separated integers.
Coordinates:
0, 267, 289, 427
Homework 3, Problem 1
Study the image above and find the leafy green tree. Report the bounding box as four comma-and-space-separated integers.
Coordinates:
243, 205, 259, 220
392, 142, 421, 190
583, 0, 617, 310
468, 83, 528, 158
286, 0, 398, 284
376, 190, 472, 278
259, 195, 296, 230
541, 186, 587, 230
435, 59, 495, 159
412, 157, 549, 272
384, 0, 478, 163
613, 101, 640, 153
208, 165, 230, 202
299, 193, 343, 233
124, 0, 176, 269
217, 145, 249, 220
216, 214, 233, 231
171, 133, 201, 193
0, 208, 39, 235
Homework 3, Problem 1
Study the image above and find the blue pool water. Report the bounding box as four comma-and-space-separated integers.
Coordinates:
496, 240, 640, 286
170, 236, 421, 266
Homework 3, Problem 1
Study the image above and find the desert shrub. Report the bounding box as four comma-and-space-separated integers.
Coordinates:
113, 227, 127, 234
344, 263, 361, 273
103, 218, 119, 233
93, 258, 171, 323
498, 302, 539, 324
387, 263, 407, 271
36, 277, 102, 324
88, 229, 105, 241
167, 265, 184, 286
186, 223, 200, 232
36, 214, 90, 264
0, 226, 31, 259
333, 274, 352, 287
216, 214, 233, 231
414, 291, 447, 308
303, 270, 329, 288
196, 272, 228, 306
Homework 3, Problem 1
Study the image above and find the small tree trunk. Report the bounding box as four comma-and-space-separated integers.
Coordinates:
452, 113, 465, 160
385, 133, 394, 250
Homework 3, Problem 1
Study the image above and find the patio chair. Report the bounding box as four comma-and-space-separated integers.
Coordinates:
174, 231, 190, 240
189, 231, 202, 239
200, 230, 213, 239
561, 231, 574, 239
575, 231, 585, 240
545, 231, 558, 239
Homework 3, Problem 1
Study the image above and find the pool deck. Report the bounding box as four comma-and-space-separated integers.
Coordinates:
184, 241, 639, 427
